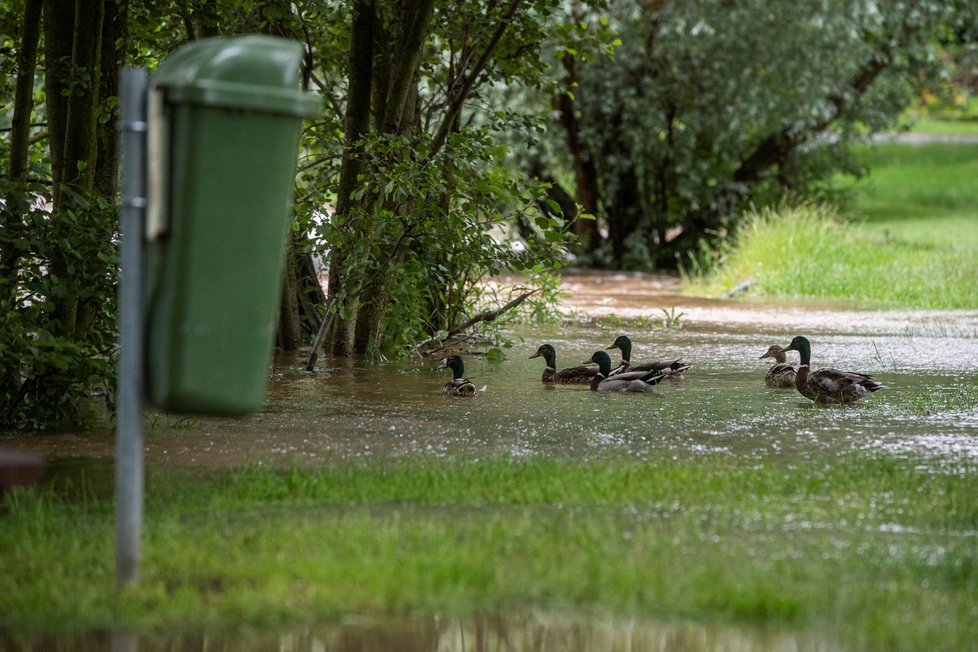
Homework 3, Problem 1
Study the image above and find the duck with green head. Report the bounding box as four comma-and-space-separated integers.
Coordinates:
759, 344, 797, 388
438, 355, 478, 396
782, 336, 882, 404
587, 350, 665, 393
608, 335, 691, 378
529, 344, 598, 384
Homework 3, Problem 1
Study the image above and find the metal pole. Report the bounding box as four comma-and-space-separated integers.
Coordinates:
116, 66, 148, 589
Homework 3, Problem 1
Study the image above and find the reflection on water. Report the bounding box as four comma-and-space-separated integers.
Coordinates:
3, 613, 836, 651
2, 297, 977, 474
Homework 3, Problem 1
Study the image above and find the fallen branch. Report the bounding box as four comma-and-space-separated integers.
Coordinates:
415, 289, 539, 356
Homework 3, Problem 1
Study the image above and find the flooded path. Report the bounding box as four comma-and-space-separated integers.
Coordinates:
4, 272, 977, 474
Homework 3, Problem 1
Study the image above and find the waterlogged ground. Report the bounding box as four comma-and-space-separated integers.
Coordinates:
12, 273, 978, 472
3, 273, 978, 650
3, 614, 834, 651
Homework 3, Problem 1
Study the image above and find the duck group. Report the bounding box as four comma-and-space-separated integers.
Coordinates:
441, 333, 883, 404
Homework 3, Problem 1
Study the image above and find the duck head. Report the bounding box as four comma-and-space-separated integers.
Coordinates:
783, 336, 812, 366
607, 335, 633, 361
529, 344, 557, 368
759, 344, 788, 363
439, 355, 466, 379
587, 350, 613, 377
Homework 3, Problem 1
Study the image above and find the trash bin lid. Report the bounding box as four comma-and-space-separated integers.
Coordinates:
151, 34, 320, 117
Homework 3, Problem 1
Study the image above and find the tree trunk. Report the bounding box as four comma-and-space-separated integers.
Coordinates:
42, 0, 75, 209
558, 53, 600, 253
47, 0, 105, 336
277, 235, 302, 350
325, 0, 376, 356
2, 0, 43, 284
60, 0, 104, 195
192, 0, 220, 39
381, 0, 436, 134
599, 112, 641, 266
94, 0, 127, 199
2, 0, 43, 393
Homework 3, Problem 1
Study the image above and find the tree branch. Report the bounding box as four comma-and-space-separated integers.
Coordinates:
414, 289, 539, 356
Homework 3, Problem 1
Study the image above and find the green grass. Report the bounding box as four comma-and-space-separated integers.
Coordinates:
689, 141, 978, 308
689, 202, 978, 308
907, 95, 978, 135
3, 455, 977, 649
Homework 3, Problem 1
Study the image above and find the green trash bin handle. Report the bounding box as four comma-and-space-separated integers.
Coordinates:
158, 78, 319, 118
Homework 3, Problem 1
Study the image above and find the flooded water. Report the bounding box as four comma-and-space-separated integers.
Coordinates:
2, 273, 977, 650
3, 613, 836, 651
4, 273, 978, 475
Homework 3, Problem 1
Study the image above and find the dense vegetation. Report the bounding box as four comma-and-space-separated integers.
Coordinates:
1, 0, 976, 427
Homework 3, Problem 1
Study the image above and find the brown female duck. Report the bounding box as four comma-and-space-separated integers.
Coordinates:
529, 344, 598, 384
759, 344, 797, 389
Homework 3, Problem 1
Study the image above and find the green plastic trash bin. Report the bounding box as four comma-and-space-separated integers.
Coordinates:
144, 35, 319, 415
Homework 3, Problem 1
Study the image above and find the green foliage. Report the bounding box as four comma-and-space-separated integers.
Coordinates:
552, 0, 974, 270
1, 183, 118, 429
296, 0, 590, 357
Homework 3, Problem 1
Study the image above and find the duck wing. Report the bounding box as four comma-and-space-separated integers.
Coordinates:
597, 368, 664, 392
554, 364, 600, 383
444, 378, 477, 396
807, 367, 883, 403
765, 362, 797, 388
626, 359, 691, 376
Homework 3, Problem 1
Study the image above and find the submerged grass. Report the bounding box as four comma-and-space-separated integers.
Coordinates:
3, 454, 977, 649
689, 142, 978, 309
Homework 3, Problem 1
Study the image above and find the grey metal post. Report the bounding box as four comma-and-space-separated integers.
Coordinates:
116, 66, 148, 588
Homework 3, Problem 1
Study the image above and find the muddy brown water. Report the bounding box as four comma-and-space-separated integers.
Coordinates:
7, 272, 977, 473
2, 272, 977, 650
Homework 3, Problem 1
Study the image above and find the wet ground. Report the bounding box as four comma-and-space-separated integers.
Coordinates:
4, 272, 978, 474
5, 613, 835, 651
3, 272, 977, 650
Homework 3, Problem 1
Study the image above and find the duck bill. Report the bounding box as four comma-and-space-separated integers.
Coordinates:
528, 352, 540, 359
607, 344, 619, 350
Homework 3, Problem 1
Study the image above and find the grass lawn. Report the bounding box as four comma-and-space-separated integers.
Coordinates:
689, 140, 978, 309
3, 455, 977, 649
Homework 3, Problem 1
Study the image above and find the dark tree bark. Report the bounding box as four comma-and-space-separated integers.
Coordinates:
94, 0, 128, 199
2, 0, 43, 283
193, 0, 220, 39
557, 53, 600, 253
277, 236, 302, 351
60, 0, 105, 195
325, 0, 376, 356
42, 0, 75, 208
47, 0, 105, 336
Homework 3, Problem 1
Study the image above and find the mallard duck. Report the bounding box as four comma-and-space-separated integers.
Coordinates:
759, 344, 797, 388
608, 335, 691, 377
529, 344, 599, 384
587, 350, 665, 393
782, 336, 883, 404
438, 355, 477, 396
